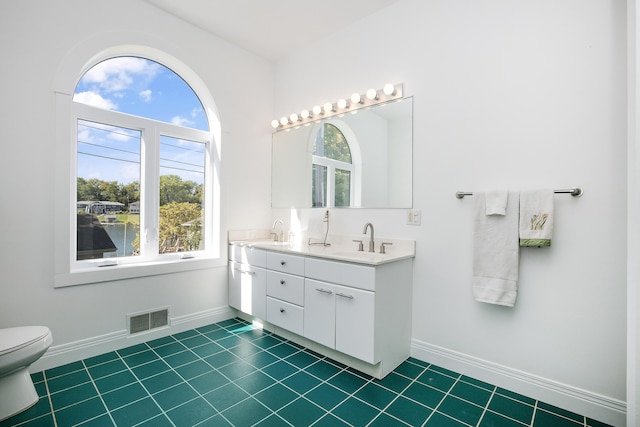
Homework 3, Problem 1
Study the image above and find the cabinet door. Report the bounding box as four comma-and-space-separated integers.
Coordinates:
228, 262, 266, 319
335, 285, 376, 364
303, 279, 335, 349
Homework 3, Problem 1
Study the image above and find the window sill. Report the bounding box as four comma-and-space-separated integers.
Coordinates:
54, 257, 225, 288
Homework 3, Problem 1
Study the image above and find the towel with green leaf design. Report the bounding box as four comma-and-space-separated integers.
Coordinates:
519, 190, 554, 247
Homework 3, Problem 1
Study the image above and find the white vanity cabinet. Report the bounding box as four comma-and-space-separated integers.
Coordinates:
228, 245, 267, 319
265, 252, 305, 336
228, 242, 413, 379
304, 257, 413, 377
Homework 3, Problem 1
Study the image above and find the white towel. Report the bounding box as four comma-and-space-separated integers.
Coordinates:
519, 190, 554, 247
473, 191, 520, 307
485, 190, 509, 215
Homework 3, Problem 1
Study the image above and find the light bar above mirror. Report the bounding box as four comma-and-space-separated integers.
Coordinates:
271, 83, 403, 132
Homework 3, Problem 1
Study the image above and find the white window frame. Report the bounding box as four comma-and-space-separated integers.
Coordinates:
54, 48, 223, 288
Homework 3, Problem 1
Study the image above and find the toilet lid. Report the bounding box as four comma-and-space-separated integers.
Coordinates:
0, 326, 51, 355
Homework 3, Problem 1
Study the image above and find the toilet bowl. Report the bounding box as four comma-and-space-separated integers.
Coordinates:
0, 326, 52, 421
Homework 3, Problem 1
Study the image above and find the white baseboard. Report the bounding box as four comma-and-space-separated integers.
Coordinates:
31, 306, 235, 373
411, 338, 626, 427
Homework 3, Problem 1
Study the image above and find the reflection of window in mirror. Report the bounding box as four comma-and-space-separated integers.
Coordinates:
311, 123, 354, 207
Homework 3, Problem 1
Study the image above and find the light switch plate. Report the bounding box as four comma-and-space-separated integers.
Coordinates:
406, 209, 421, 225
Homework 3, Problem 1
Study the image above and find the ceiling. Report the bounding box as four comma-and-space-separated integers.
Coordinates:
145, 0, 400, 62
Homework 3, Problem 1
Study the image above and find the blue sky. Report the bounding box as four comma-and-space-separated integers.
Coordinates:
74, 57, 207, 130
74, 57, 207, 185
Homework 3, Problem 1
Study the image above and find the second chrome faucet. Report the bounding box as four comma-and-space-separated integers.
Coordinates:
363, 222, 375, 252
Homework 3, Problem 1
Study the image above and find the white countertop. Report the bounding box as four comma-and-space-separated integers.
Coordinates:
229, 236, 415, 266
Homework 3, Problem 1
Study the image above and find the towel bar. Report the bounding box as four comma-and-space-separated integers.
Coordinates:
455, 188, 583, 199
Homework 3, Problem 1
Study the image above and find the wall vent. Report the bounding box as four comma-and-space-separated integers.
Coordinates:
128, 307, 170, 335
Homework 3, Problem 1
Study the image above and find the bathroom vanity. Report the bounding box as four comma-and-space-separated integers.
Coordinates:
228, 236, 414, 379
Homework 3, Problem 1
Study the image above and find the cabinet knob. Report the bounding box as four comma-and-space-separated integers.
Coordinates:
280, 260, 286, 266
280, 279, 285, 285
280, 308, 285, 313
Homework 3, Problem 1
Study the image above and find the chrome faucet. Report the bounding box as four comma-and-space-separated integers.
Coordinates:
363, 222, 375, 252
272, 219, 284, 242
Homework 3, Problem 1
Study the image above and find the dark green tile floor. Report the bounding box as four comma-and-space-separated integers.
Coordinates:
0, 318, 612, 426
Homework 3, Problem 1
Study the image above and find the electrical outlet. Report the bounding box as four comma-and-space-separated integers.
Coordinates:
406, 209, 421, 225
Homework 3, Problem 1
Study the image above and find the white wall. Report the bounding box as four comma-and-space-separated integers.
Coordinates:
273, 0, 627, 424
0, 0, 273, 366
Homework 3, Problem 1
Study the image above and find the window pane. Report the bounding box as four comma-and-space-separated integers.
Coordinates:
76, 120, 141, 260
314, 123, 351, 162
335, 169, 351, 207
159, 136, 206, 253
74, 57, 208, 131
312, 165, 327, 208
73, 56, 209, 130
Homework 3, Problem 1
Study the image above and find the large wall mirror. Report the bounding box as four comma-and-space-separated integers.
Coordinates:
272, 97, 413, 208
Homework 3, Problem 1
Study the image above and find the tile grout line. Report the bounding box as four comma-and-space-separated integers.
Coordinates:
422, 373, 475, 427
533, 404, 590, 427
226, 323, 327, 426
80, 359, 118, 426
265, 355, 354, 426
364, 362, 430, 427
113, 344, 178, 427
146, 326, 246, 426
204, 323, 292, 426
42, 371, 58, 427
364, 362, 444, 425
475, 385, 498, 427
314, 368, 377, 427
172, 321, 313, 426
530, 400, 539, 426
237, 336, 370, 427
208, 323, 299, 425
226, 330, 333, 426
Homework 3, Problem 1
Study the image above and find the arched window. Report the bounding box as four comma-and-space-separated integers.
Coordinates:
71, 56, 217, 269
311, 123, 354, 207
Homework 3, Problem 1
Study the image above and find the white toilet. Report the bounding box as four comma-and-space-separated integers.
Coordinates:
0, 326, 53, 421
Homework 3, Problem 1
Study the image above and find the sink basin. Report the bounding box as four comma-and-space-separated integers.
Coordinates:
329, 251, 387, 262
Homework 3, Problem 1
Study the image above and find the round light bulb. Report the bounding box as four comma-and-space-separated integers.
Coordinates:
301, 109, 311, 119
290, 113, 299, 122
383, 83, 396, 96
351, 93, 363, 104
312, 105, 322, 115
323, 102, 334, 113
337, 99, 349, 109
271, 119, 280, 129
280, 116, 289, 126
366, 88, 378, 100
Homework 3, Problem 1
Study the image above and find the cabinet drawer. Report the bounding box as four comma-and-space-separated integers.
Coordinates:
266, 297, 303, 335
229, 245, 267, 267
304, 257, 376, 291
267, 271, 304, 305
267, 251, 305, 276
